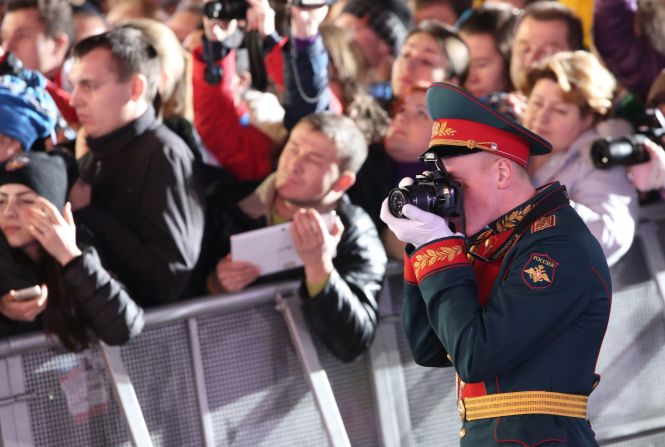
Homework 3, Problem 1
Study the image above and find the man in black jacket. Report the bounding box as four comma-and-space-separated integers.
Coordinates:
67, 28, 205, 306
203, 113, 388, 362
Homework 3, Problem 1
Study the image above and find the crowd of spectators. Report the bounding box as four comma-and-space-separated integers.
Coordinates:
0, 0, 663, 362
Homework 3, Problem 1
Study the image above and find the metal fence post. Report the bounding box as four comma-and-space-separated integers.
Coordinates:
187, 317, 215, 447
368, 275, 414, 447
0, 355, 35, 447
637, 220, 665, 307
99, 343, 154, 447
275, 293, 351, 447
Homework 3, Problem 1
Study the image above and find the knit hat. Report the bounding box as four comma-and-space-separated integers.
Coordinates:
0, 71, 58, 151
0, 152, 69, 210
342, 0, 413, 57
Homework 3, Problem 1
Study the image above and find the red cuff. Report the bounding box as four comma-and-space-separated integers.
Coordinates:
404, 252, 417, 284
409, 237, 469, 283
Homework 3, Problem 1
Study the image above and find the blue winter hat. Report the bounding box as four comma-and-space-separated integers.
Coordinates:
0, 71, 58, 151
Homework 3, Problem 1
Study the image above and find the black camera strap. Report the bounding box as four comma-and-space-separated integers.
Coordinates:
469, 185, 570, 263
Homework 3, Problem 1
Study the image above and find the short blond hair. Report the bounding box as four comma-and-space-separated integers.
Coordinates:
525, 51, 616, 118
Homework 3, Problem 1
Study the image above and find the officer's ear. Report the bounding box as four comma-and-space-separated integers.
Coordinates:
496, 158, 513, 189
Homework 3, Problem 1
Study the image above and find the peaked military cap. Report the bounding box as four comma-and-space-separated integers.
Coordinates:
425, 82, 552, 167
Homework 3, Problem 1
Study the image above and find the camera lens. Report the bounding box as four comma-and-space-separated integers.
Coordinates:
203, 0, 248, 20
388, 184, 438, 217
388, 189, 409, 217
591, 135, 651, 169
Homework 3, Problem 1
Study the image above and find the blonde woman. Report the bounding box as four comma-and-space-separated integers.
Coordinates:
523, 50, 637, 266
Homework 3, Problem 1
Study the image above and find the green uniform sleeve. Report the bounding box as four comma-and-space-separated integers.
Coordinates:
417, 234, 605, 383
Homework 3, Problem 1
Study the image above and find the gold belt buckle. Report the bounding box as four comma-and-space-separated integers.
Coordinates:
457, 399, 466, 422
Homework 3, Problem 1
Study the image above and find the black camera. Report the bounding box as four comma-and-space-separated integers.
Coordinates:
591, 108, 665, 169
387, 152, 463, 219
203, 0, 248, 20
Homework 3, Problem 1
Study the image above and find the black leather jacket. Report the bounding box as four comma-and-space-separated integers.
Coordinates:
197, 175, 388, 362
0, 234, 144, 347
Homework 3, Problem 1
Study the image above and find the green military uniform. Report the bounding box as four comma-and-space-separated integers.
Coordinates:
399, 83, 611, 446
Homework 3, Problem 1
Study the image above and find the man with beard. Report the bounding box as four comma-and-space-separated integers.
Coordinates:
593, 0, 665, 102
201, 113, 387, 362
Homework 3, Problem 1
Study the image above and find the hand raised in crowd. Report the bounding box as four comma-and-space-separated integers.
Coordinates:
0, 285, 48, 322
627, 138, 665, 191
202, 13, 239, 42
502, 92, 528, 122
24, 199, 82, 266
489, 91, 528, 123
212, 253, 261, 293
245, 0, 276, 38
291, 208, 343, 284
380, 178, 461, 248
68, 179, 91, 211
290, 4, 329, 39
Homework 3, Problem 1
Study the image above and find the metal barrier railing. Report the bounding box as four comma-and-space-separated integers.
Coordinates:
2, 202, 665, 446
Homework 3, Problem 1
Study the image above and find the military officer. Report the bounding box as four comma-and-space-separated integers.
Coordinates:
381, 82, 611, 446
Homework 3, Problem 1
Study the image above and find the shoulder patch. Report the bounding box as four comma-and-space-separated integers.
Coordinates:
522, 253, 558, 289
531, 215, 556, 234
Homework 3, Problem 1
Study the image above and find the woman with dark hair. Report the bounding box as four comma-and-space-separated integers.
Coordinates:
457, 2, 520, 98
390, 20, 470, 103
0, 152, 144, 351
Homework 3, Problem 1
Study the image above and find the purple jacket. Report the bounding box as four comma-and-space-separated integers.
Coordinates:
593, 0, 665, 100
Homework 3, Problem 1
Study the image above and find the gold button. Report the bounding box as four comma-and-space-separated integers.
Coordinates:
459, 427, 466, 438
447, 354, 453, 362
459, 380, 466, 389
457, 399, 466, 422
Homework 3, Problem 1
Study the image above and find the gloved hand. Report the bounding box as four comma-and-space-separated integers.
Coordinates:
380, 178, 462, 248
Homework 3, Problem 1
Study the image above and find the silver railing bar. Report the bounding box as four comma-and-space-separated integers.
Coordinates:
187, 318, 215, 447
99, 343, 154, 447
276, 293, 351, 447
636, 220, 665, 308
144, 281, 300, 326
0, 281, 302, 359
368, 279, 414, 447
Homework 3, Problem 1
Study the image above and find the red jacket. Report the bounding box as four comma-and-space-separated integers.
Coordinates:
45, 76, 78, 126
192, 44, 275, 181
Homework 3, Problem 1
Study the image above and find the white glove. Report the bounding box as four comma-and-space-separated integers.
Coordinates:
380, 178, 462, 248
